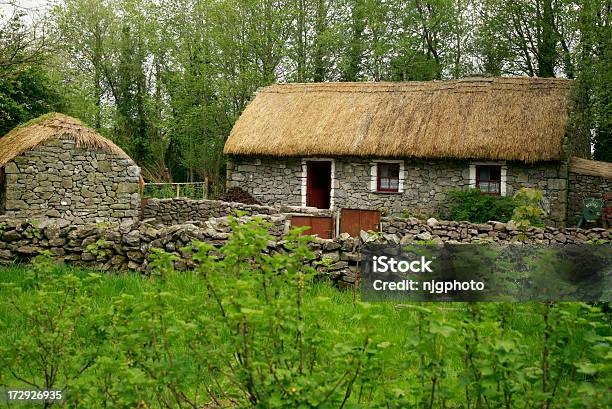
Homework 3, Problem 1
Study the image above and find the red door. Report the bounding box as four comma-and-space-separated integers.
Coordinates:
306, 161, 331, 209
291, 216, 334, 239
340, 209, 381, 237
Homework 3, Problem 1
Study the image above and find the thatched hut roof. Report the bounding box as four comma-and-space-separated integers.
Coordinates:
224, 77, 572, 162
570, 156, 612, 178
0, 112, 132, 168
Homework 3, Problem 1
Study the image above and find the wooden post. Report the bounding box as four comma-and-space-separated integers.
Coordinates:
176, 184, 180, 198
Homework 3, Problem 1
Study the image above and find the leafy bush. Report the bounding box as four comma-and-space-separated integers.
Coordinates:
512, 187, 545, 228
440, 188, 517, 223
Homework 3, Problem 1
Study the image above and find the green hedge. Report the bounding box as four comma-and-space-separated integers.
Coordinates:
440, 188, 517, 223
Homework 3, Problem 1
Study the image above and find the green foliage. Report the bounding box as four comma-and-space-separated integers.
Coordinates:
85, 239, 110, 257
512, 187, 545, 228
142, 183, 207, 199
0, 253, 101, 395
0, 65, 67, 135
440, 188, 517, 223
0, 245, 610, 407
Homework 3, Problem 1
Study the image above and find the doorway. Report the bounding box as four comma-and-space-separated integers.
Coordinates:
306, 161, 331, 209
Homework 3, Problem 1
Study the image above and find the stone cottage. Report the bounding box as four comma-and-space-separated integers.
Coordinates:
224, 77, 611, 227
0, 113, 141, 224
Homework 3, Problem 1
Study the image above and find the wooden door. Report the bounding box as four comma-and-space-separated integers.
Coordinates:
340, 209, 381, 237
306, 161, 331, 209
291, 215, 334, 239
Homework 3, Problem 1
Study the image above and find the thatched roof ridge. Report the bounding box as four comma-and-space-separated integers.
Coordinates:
570, 156, 612, 178
224, 77, 572, 162
0, 112, 132, 167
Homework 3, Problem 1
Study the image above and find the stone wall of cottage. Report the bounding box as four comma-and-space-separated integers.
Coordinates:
2, 136, 140, 224
333, 158, 467, 217
228, 156, 568, 226
568, 172, 612, 226
142, 197, 333, 225
227, 157, 303, 206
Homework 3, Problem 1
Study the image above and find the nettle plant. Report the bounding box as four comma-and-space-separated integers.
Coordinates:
0, 252, 102, 409
182, 216, 388, 407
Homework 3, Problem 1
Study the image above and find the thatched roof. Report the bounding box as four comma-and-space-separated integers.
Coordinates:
570, 156, 612, 178
0, 112, 132, 167
224, 77, 572, 162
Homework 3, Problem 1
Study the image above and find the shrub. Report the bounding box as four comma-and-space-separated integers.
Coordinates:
440, 188, 516, 223
511, 187, 545, 228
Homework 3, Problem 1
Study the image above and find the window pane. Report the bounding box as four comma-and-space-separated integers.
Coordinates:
477, 165, 501, 182
377, 163, 401, 191
490, 166, 501, 180
479, 181, 500, 194
389, 164, 400, 178
477, 166, 490, 180
380, 164, 388, 177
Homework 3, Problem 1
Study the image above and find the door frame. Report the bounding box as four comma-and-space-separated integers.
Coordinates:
301, 158, 335, 208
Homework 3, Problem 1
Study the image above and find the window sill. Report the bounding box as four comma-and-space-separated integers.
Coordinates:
373, 190, 403, 194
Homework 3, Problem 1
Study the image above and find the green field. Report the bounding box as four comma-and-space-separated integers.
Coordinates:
0, 220, 610, 408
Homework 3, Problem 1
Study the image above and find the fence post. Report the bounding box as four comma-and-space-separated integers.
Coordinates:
176, 184, 180, 198
204, 177, 209, 199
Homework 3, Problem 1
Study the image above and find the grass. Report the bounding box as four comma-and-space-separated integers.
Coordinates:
0, 266, 545, 368
0, 262, 609, 408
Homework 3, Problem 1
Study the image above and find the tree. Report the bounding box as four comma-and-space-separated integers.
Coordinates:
341, 0, 367, 81
0, 65, 66, 135
0, 6, 65, 134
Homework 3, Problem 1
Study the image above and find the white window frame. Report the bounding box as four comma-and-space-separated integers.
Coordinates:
469, 161, 507, 196
370, 160, 405, 193
300, 158, 335, 208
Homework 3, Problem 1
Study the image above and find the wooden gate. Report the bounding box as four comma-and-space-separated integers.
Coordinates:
339, 209, 380, 237
291, 216, 334, 239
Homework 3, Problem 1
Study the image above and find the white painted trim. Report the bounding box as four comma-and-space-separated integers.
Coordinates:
300, 161, 307, 207
371, 160, 405, 193
469, 164, 477, 187
301, 158, 335, 209
469, 161, 508, 196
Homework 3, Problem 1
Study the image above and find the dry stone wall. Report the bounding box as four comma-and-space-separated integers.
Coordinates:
142, 197, 333, 225
0, 215, 608, 288
380, 217, 608, 245
3, 136, 140, 224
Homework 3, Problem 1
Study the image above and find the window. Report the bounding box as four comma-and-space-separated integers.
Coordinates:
377, 163, 400, 192
476, 165, 501, 195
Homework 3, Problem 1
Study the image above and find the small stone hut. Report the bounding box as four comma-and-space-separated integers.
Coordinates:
224, 77, 611, 227
0, 113, 141, 224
